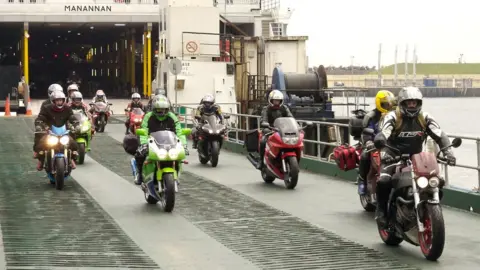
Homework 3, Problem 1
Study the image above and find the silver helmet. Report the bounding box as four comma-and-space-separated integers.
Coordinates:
397, 87, 423, 117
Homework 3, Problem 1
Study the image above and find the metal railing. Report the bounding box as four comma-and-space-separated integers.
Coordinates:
175, 108, 480, 192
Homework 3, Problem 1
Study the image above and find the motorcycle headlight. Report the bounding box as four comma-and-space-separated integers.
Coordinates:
157, 148, 168, 159
47, 136, 59, 145
134, 119, 141, 123
59, 135, 70, 145
428, 177, 440, 188
208, 129, 213, 134
417, 176, 429, 189
168, 148, 179, 159
81, 125, 89, 132
282, 136, 299, 145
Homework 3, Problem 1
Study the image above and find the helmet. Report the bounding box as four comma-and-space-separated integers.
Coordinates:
48, 84, 63, 96
131, 93, 141, 104
71, 91, 83, 105
397, 87, 423, 117
374, 90, 395, 113
154, 88, 166, 95
50, 91, 66, 111
152, 95, 170, 118
201, 94, 215, 110
67, 84, 79, 92
268, 90, 284, 108
95, 89, 105, 96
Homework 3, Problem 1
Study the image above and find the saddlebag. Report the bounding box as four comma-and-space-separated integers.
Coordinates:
333, 144, 358, 171
349, 109, 367, 140
123, 134, 140, 155
245, 129, 260, 152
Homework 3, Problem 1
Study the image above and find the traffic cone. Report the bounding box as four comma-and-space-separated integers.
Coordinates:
26, 97, 32, 116
4, 95, 11, 117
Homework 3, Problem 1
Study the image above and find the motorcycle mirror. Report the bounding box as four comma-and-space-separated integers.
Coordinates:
181, 128, 192, 136
136, 129, 147, 136
108, 103, 112, 106
224, 115, 230, 119
260, 122, 270, 129
451, 137, 462, 148
194, 115, 201, 120
362, 128, 375, 136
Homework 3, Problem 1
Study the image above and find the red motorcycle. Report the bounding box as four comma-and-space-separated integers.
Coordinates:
128, 108, 145, 134
89, 101, 112, 133
374, 137, 461, 261
246, 117, 312, 190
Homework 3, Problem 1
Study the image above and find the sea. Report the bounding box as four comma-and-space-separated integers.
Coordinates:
332, 97, 480, 190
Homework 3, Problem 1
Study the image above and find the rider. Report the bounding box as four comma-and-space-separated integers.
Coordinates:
34, 91, 79, 171
124, 93, 145, 134
133, 95, 187, 185
256, 90, 294, 169
91, 89, 108, 104
69, 91, 95, 139
357, 90, 395, 195
373, 86, 456, 225
66, 84, 79, 103
192, 94, 224, 149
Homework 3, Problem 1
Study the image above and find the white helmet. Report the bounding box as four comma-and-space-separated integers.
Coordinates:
50, 91, 66, 109
268, 90, 284, 108
67, 84, 79, 91
70, 91, 83, 103
48, 84, 63, 96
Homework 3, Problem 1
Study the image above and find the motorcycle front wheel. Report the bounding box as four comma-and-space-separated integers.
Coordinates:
418, 204, 445, 261
55, 158, 65, 190
284, 156, 299, 189
210, 141, 220, 167
78, 143, 86, 164
162, 173, 176, 212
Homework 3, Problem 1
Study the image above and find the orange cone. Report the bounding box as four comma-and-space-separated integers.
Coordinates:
26, 97, 32, 116
4, 94, 11, 117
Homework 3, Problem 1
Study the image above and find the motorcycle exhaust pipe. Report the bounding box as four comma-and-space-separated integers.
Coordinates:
396, 196, 414, 205
247, 153, 259, 167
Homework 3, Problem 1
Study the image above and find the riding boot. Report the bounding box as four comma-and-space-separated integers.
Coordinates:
35, 151, 45, 171
357, 175, 366, 195
135, 164, 143, 185
192, 138, 198, 149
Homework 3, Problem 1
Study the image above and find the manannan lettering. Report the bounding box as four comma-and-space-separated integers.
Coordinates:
65, 5, 113, 12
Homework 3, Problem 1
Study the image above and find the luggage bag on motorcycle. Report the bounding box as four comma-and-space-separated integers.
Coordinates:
349, 109, 367, 140
333, 144, 358, 171
123, 134, 140, 155
245, 130, 260, 152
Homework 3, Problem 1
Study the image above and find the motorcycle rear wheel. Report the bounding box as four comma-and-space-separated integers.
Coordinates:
284, 156, 299, 189
359, 194, 376, 212
55, 158, 65, 190
419, 204, 445, 261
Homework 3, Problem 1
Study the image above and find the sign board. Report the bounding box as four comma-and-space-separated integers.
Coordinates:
64, 5, 112, 12
185, 41, 198, 53
169, 59, 182, 75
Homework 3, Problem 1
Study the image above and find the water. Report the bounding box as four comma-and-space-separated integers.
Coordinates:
332, 97, 480, 190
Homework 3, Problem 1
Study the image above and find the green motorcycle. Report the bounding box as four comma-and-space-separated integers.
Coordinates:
135, 128, 191, 212
72, 110, 92, 164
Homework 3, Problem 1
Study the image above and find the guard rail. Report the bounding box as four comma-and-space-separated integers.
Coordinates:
175, 105, 480, 192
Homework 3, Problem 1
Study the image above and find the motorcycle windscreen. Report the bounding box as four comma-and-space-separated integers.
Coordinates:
202, 114, 221, 133
73, 112, 88, 123
94, 102, 107, 111
273, 117, 299, 136
150, 130, 177, 148
131, 108, 144, 115
50, 125, 68, 135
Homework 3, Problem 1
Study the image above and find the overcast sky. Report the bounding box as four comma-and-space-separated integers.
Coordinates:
284, 0, 475, 66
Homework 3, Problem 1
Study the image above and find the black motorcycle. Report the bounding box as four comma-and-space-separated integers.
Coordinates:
196, 114, 230, 167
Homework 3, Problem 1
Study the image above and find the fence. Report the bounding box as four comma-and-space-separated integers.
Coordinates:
175, 106, 480, 191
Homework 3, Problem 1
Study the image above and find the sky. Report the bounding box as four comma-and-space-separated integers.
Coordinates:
283, 0, 477, 66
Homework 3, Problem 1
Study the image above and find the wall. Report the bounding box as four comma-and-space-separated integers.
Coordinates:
165, 6, 220, 59
0, 1, 158, 22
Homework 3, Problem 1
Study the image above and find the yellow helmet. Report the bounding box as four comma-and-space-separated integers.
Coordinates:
375, 90, 395, 113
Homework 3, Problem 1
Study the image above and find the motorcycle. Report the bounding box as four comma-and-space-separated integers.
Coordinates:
133, 128, 191, 212
246, 117, 312, 189
374, 137, 462, 261
42, 125, 74, 190
359, 128, 381, 212
128, 108, 145, 134
72, 110, 92, 165
195, 114, 230, 167
89, 101, 112, 133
